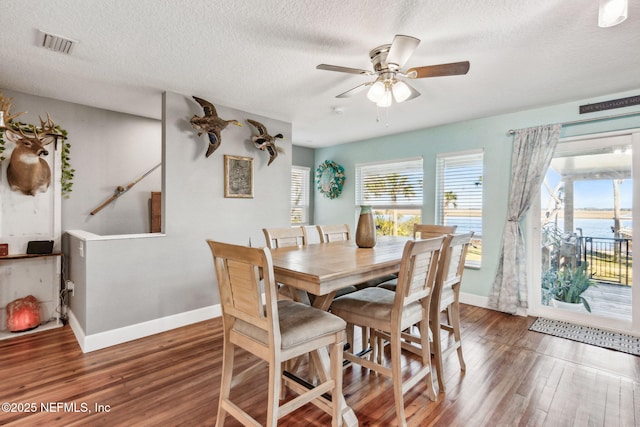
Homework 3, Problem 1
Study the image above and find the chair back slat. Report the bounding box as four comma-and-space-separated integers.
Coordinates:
209, 240, 277, 335
413, 223, 457, 239
302, 225, 322, 244
226, 259, 266, 320
432, 232, 474, 310
441, 232, 474, 286
316, 224, 351, 243
395, 236, 446, 307
263, 226, 306, 248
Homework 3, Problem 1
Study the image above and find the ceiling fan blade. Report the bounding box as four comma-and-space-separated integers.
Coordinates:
316, 64, 374, 75
386, 35, 420, 69
406, 61, 470, 78
336, 81, 373, 98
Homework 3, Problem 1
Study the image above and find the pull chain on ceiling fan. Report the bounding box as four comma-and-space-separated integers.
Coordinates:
317, 34, 470, 107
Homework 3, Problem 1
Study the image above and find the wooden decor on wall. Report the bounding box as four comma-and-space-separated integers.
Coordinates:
224, 155, 253, 198
149, 191, 161, 233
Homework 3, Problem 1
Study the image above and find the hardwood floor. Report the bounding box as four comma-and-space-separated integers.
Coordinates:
1, 305, 638, 426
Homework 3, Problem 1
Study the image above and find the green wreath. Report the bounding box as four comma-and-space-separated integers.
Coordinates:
316, 160, 345, 199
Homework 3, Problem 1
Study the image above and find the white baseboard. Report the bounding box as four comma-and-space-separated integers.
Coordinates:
68, 305, 222, 353
460, 292, 528, 316
460, 292, 490, 309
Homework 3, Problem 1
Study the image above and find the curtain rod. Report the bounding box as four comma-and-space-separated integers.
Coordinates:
507, 110, 640, 135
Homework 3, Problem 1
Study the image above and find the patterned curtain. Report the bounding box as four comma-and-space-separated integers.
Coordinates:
489, 124, 561, 314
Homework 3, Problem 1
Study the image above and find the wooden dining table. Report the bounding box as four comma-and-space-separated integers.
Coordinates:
269, 236, 410, 427
270, 236, 409, 309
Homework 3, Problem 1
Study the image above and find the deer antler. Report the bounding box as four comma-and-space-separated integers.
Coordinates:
0, 91, 26, 125
37, 113, 59, 146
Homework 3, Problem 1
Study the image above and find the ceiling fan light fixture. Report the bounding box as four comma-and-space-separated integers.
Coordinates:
376, 89, 393, 108
392, 80, 412, 103
598, 0, 628, 27
367, 81, 386, 103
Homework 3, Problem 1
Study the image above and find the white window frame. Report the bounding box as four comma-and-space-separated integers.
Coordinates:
436, 149, 483, 267
355, 157, 423, 236
291, 166, 310, 224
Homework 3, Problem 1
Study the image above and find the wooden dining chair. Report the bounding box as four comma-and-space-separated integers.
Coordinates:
207, 240, 346, 427
377, 223, 457, 292
316, 223, 384, 349
329, 236, 446, 427
429, 231, 474, 393
413, 223, 457, 239
376, 230, 473, 393
263, 226, 307, 301
301, 225, 322, 244
263, 226, 306, 248
316, 224, 351, 243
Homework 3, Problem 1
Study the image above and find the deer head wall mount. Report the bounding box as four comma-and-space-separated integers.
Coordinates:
4, 114, 60, 196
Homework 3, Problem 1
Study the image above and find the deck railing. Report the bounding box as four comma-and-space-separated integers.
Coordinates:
581, 236, 632, 285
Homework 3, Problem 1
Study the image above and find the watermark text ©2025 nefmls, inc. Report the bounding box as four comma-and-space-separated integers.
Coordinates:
2, 401, 111, 414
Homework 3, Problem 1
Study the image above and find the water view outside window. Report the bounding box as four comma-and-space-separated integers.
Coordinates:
540, 137, 633, 320
436, 150, 484, 267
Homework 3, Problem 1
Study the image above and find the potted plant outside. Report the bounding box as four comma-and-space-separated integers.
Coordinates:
542, 263, 595, 312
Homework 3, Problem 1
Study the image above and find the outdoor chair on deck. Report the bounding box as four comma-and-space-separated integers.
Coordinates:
207, 240, 346, 427
329, 237, 445, 426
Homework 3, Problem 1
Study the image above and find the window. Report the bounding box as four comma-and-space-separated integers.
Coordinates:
356, 158, 423, 237
436, 150, 483, 266
291, 166, 309, 224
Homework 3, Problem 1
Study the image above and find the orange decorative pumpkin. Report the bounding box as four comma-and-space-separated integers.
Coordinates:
6, 295, 41, 332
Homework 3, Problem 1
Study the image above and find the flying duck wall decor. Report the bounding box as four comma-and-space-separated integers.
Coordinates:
246, 119, 283, 166
190, 96, 242, 157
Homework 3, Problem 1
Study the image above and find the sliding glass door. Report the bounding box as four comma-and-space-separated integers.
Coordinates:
530, 130, 639, 333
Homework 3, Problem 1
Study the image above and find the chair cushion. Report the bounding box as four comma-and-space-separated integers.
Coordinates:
234, 300, 346, 350
330, 287, 422, 330
377, 278, 397, 291
309, 285, 357, 304
354, 274, 399, 290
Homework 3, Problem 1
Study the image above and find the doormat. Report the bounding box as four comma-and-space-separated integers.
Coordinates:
529, 318, 640, 356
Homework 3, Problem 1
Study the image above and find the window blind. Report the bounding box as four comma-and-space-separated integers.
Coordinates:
436, 150, 483, 236
355, 158, 423, 209
290, 166, 309, 224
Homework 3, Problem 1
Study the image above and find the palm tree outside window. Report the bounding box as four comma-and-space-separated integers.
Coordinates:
355, 158, 423, 237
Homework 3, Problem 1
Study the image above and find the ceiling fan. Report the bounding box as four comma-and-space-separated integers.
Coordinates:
316, 34, 470, 107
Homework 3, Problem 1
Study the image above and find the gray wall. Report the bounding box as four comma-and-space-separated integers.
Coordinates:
67, 90, 291, 337
1, 89, 161, 236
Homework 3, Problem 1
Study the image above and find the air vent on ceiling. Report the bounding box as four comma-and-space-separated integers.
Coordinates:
38, 30, 77, 54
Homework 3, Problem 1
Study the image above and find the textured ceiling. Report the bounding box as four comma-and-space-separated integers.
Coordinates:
1, 0, 639, 147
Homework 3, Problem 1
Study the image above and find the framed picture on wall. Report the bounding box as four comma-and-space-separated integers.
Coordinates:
224, 155, 254, 198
